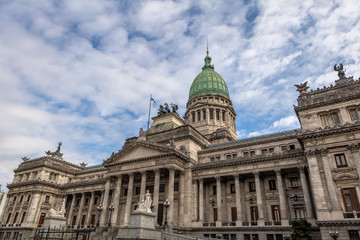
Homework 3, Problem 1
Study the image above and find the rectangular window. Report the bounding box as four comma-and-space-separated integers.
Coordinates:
262, 149, 268, 155
267, 235, 274, 240
45, 196, 50, 203
216, 156, 220, 161
216, 110, 220, 120
213, 208, 218, 222
13, 196, 17, 202
289, 144, 295, 150
197, 111, 201, 121
244, 152, 249, 157
39, 213, 46, 225
19, 196, 23, 203
210, 157, 215, 162
290, 178, 299, 187
271, 205, 281, 221
203, 110, 206, 120
94, 197, 98, 205
244, 234, 251, 240
159, 184, 165, 193
91, 214, 96, 225
124, 188, 128, 196
332, 112, 340, 124
341, 188, 360, 212
135, 186, 140, 195
6, 213, 11, 224
222, 111, 225, 121
275, 235, 283, 240
349, 109, 359, 121
226, 154, 231, 160
335, 154, 347, 167
21, 212, 26, 223
231, 207, 237, 221
85, 197, 89, 205
210, 109, 214, 119
230, 183, 235, 193
348, 230, 360, 240
269, 148, 274, 153
27, 195, 31, 202
213, 185, 217, 195
232, 154, 237, 158
192, 112, 195, 122
269, 179, 276, 190
250, 206, 259, 221
250, 151, 255, 156
174, 182, 179, 192
249, 182, 256, 192
281, 146, 288, 151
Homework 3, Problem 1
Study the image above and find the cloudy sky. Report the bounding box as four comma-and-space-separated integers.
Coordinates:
1, 0, 360, 190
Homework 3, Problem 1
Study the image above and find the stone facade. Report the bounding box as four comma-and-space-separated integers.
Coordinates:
1, 54, 360, 240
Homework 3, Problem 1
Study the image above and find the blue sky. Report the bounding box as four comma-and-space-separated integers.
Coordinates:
1, 0, 360, 190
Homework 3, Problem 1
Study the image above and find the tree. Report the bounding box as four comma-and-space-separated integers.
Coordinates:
291, 219, 312, 240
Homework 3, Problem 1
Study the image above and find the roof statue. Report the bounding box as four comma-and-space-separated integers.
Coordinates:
48, 198, 66, 218
334, 63, 346, 79
79, 162, 87, 168
45, 142, 64, 159
295, 81, 310, 94
21, 157, 30, 162
135, 190, 153, 213
157, 103, 179, 116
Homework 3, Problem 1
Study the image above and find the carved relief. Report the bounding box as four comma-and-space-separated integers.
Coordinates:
332, 167, 359, 181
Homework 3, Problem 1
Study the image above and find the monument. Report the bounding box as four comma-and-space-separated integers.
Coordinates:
117, 190, 161, 239
43, 198, 67, 229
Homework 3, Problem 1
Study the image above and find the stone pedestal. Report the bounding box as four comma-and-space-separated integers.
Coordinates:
117, 212, 161, 239
43, 216, 67, 230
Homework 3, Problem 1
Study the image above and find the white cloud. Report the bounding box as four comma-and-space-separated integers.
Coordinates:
272, 115, 299, 129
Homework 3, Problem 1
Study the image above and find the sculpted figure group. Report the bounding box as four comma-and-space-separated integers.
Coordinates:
135, 190, 153, 213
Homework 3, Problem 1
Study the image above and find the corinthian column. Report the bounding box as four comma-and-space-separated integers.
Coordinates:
298, 166, 313, 219
99, 178, 111, 226
167, 168, 175, 225
123, 173, 134, 226
75, 193, 85, 226
140, 171, 147, 197
199, 178, 204, 222
275, 169, 288, 225
112, 175, 122, 225
153, 169, 160, 224
234, 174, 242, 225
85, 192, 95, 226
67, 194, 76, 225
216, 176, 222, 224
254, 171, 264, 225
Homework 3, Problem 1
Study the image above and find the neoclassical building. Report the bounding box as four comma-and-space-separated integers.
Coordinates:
1, 51, 360, 240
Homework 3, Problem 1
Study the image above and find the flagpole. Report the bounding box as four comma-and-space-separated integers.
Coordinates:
147, 95, 152, 131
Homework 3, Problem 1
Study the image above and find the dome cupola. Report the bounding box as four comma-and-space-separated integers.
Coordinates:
189, 48, 230, 101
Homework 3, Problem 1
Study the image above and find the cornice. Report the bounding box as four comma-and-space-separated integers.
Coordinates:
298, 121, 360, 139
200, 130, 298, 154
7, 180, 60, 189
193, 149, 305, 171
61, 178, 107, 189
315, 220, 360, 226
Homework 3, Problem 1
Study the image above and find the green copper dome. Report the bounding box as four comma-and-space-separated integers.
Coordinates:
189, 49, 230, 100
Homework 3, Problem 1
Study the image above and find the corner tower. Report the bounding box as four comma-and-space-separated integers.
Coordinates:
185, 48, 237, 143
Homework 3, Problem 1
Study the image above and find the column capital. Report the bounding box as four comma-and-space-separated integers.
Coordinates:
297, 166, 306, 173
274, 168, 282, 175
233, 174, 241, 179
198, 178, 204, 183
253, 171, 260, 177
168, 167, 176, 173
128, 172, 134, 177
215, 175, 221, 181
140, 170, 147, 175
153, 168, 161, 174
319, 148, 329, 157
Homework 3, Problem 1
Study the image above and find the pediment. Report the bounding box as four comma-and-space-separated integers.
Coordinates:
104, 142, 176, 165
333, 173, 359, 181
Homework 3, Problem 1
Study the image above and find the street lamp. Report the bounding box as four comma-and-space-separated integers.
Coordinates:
96, 204, 102, 227
163, 199, 170, 230
107, 203, 115, 228
330, 231, 338, 240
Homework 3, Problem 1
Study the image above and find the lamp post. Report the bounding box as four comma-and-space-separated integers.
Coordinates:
96, 205, 102, 227
107, 203, 115, 228
163, 199, 170, 230
330, 231, 338, 240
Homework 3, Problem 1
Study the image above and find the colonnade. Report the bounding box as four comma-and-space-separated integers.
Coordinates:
194, 167, 313, 227
66, 167, 191, 228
